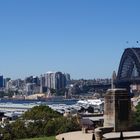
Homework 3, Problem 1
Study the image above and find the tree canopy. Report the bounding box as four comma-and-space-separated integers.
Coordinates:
22, 105, 61, 120
0, 105, 81, 140
132, 102, 140, 130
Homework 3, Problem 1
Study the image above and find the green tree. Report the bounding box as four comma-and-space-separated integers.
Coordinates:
22, 105, 61, 120
11, 120, 27, 139
1, 105, 81, 139
50, 88, 56, 95
26, 121, 44, 138
132, 102, 140, 130
2, 124, 14, 140
44, 120, 56, 136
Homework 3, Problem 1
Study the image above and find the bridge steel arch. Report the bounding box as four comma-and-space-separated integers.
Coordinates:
116, 48, 140, 90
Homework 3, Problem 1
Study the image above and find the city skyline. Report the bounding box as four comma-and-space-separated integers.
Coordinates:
0, 0, 140, 79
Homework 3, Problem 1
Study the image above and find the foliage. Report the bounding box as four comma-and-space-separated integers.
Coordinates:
44, 120, 56, 136
56, 88, 67, 96
50, 88, 56, 95
50, 88, 68, 96
44, 116, 81, 136
22, 105, 61, 120
26, 120, 44, 138
0, 91, 14, 98
132, 102, 140, 130
11, 120, 27, 139
1, 105, 81, 140
1, 124, 14, 140
54, 117, 81, 134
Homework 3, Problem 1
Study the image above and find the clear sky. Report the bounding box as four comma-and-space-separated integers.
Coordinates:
0, 0, 140, 79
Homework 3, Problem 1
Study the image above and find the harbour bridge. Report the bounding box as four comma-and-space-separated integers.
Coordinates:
115, 48, 140, 92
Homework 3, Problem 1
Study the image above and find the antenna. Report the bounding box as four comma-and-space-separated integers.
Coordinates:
136, 41, 140, 47
126, 41, 129, 49
125, 41, 140, 48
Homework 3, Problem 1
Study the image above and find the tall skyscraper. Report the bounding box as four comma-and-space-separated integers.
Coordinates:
25, 83, 35, 95
4, 78, 11, 87
0, 75, 4, 88
25, 76, 33, 83
55, 72, 67, 90
44, 71, 67, 91
45, 72, 55, 90
64, 73, 71, 85
40, 75, 47, 93
55, 72, 63, 90
33, 76, 40, 86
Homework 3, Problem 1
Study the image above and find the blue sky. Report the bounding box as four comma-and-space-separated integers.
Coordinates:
0, 0, 140, 79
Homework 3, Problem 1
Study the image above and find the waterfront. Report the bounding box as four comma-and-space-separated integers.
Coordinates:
0, 99, 78, 114
0, 98, 104, 119
0, 98, 78, 105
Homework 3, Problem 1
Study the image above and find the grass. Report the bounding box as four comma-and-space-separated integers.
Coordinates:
20, 136, 56, 140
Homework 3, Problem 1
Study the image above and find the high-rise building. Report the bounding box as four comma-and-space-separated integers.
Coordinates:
40, 75, 47, 93
55, 72, 63, 90
33, 76, 40, 86
0, 75, 4, 88
25, 76, 33, 83
55, 72, 66, 90
4, 78, 11, 88
45, 72, 55, 90
64, 73, 71, 85
44, 71, 67, 91
25, 83, 36, 95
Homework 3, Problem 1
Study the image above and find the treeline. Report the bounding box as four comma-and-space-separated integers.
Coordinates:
0, 91, 15, 98
0, 105, 81, 140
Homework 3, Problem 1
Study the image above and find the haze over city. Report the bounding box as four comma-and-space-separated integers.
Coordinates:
0, 0, 140, 79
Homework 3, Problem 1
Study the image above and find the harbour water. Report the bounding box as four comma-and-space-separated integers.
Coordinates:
0, 99, 79, 118
0, 98, 78, 105
0, 98, 104, 118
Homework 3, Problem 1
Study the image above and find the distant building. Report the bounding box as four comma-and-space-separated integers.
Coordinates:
55, 72, 66, 90
33, 76, 40, 86
45, 72, 56, 89
25, 83, 35, 95
40, 75, 47, 93
4, 72, 70, 95
44, 71, 68, 91
4, 78, 11, 88
0, 75, 3, 88
65, 73, 71, 85
25, 76, 33, 83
